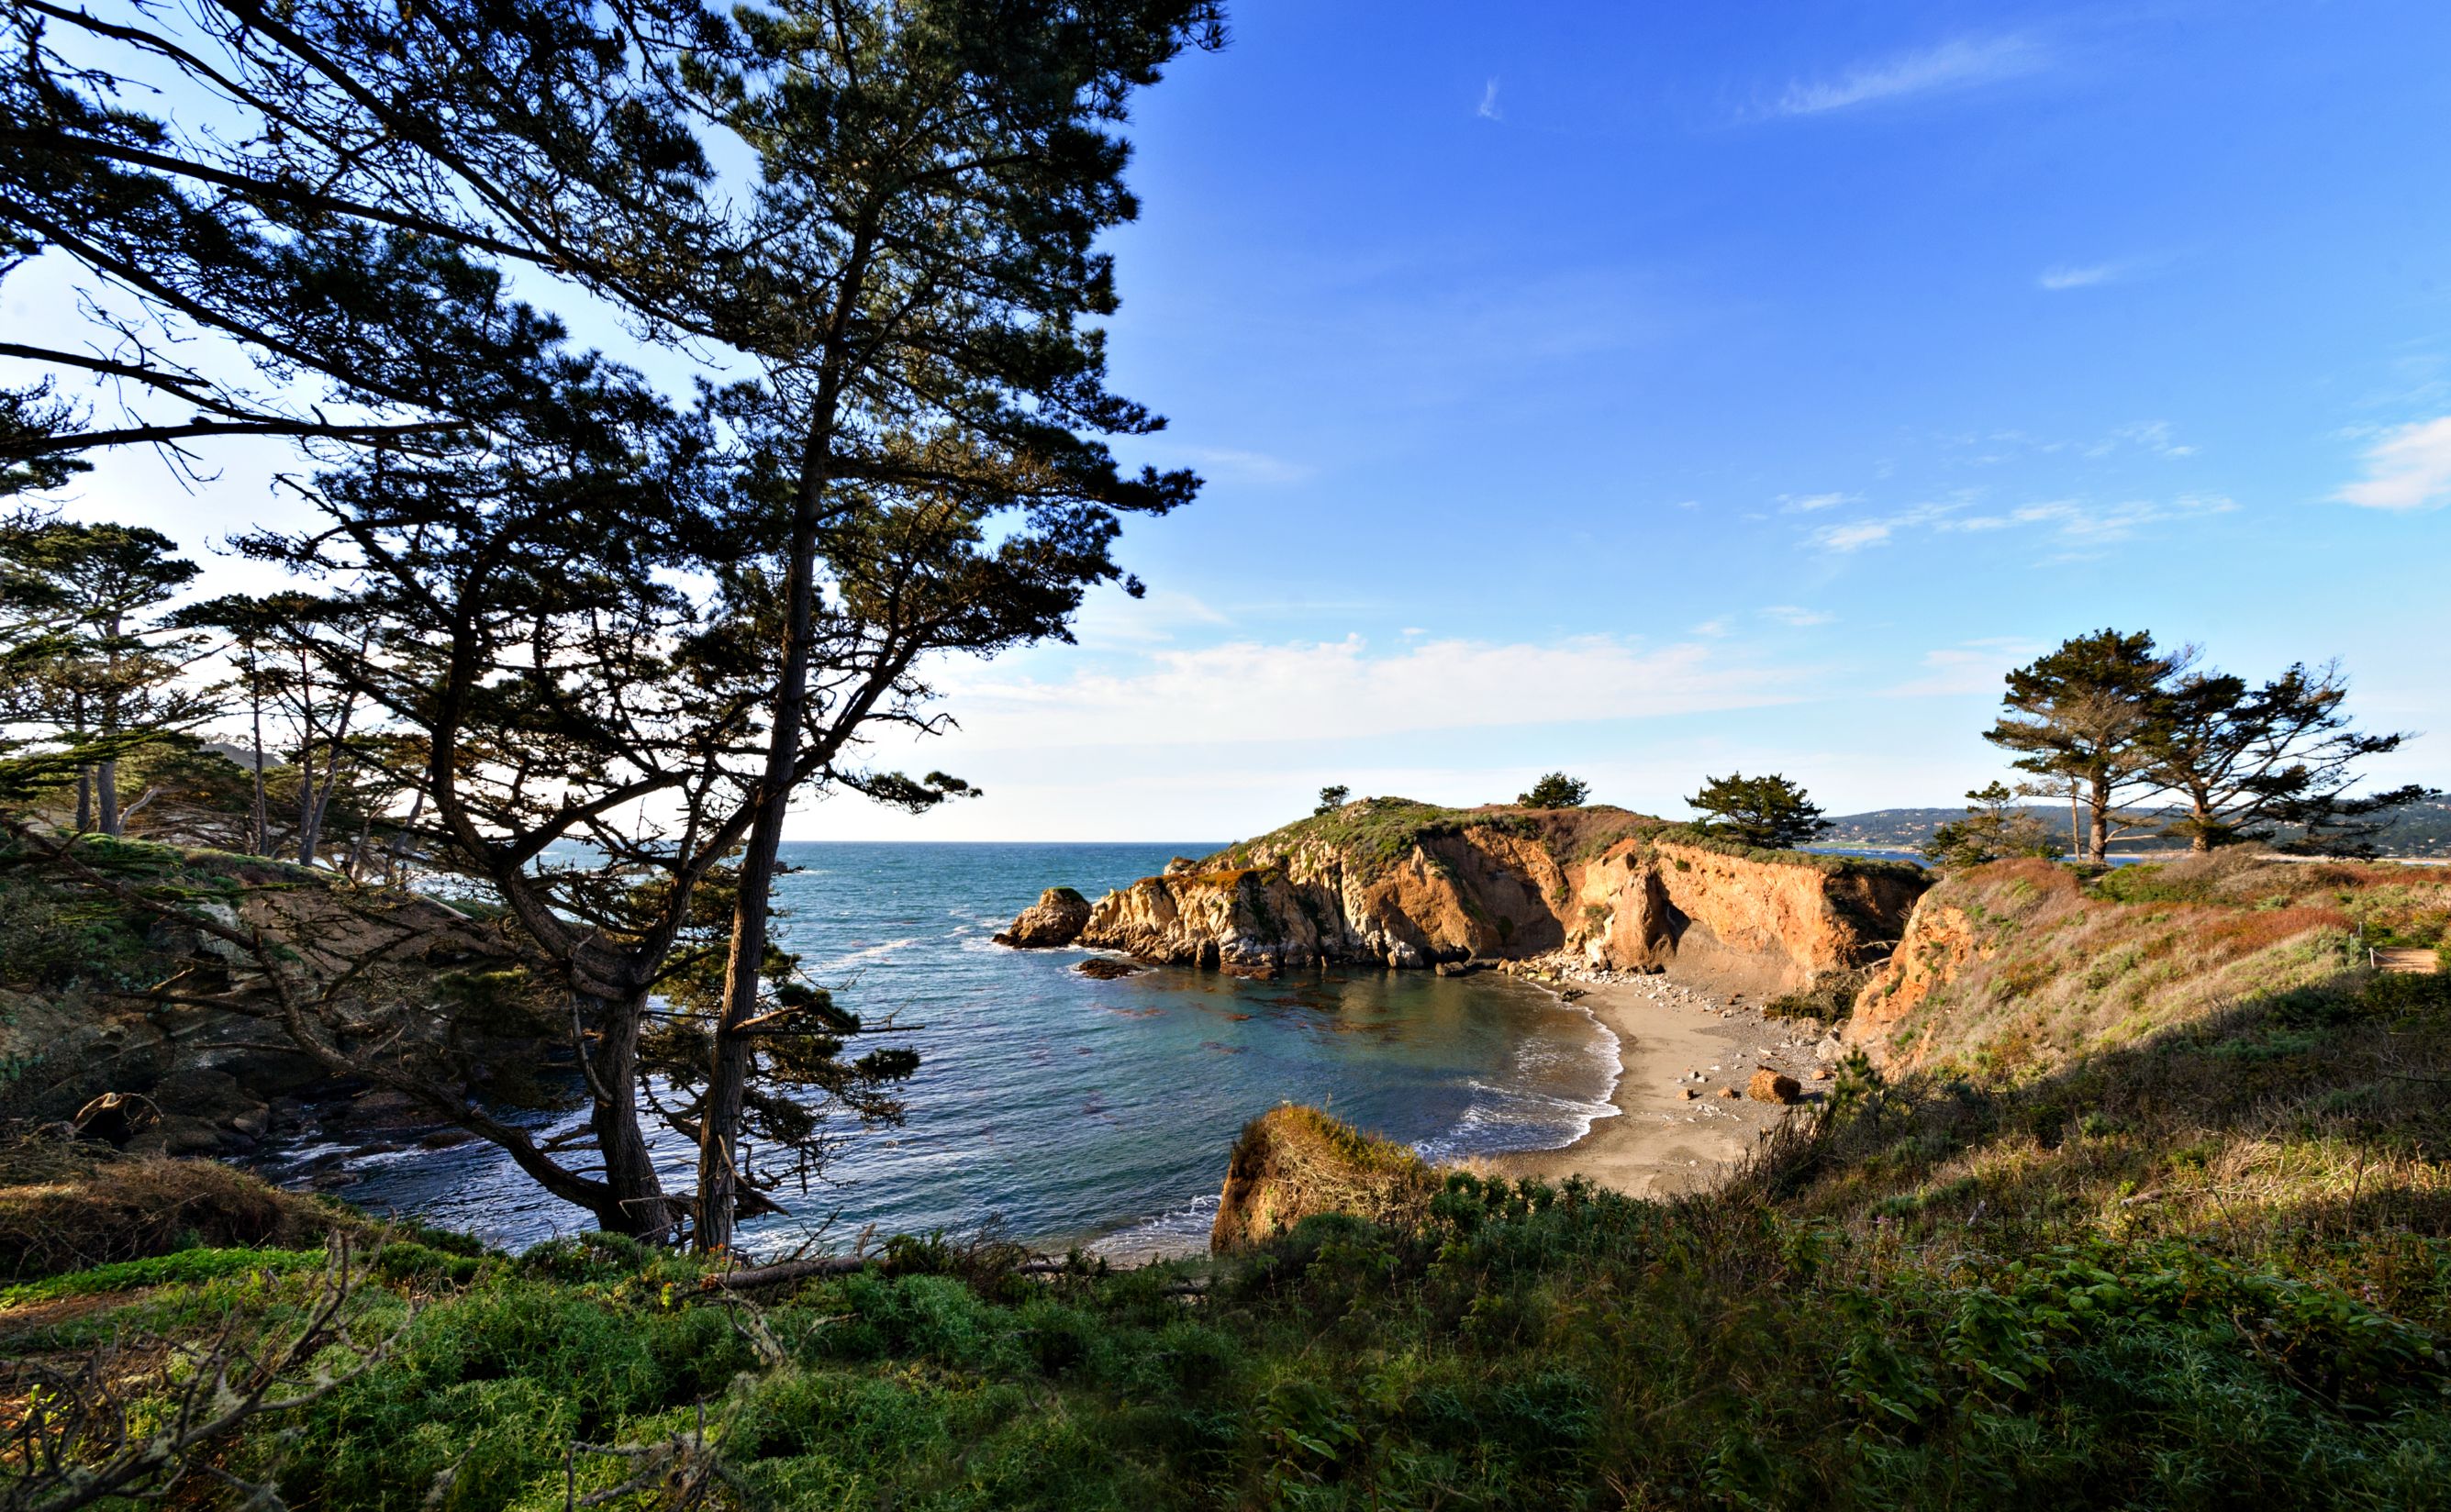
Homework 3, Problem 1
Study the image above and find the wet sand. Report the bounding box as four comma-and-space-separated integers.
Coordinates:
1483, 976, 1832, 1197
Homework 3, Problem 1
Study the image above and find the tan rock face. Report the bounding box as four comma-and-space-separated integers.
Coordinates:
1842, 900, 1986, 1067
1076, 815, 1928, 990
993, 887, 1093, 948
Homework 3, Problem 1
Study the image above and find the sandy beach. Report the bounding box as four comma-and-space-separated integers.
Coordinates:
1484, 975, 1833, 1197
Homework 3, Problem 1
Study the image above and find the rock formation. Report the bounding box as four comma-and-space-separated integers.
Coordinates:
1065, 800, 1928, 992
1210, 1105, 1441, 1254
992, 886, 1093, 948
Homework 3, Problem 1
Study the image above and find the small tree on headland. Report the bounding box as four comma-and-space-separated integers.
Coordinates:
1519, 773, 1590, 809
1986, 628, 2179, 863
1921, 783, 2060, 868
1688, 773, 1831, 850
1315, 785, 1350, 815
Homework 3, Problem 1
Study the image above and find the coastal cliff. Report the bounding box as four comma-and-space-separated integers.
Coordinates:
1013, 799, 1928, 992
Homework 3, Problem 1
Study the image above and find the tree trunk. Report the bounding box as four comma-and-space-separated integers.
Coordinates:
96, 756, 121, 836
384, 788, 426, 886
248, 682, 269, 856
587, 989, 674, 1240
295, 745, 317, 865
2088, 775, 2111, 864
695, 224, 875, 1255
74, 769, 93, 832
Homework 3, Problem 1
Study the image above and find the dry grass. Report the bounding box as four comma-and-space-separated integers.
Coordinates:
0, 1138, 357, 1279
1855, 851, 2432, 1075
1209, 1105, 1442, 1253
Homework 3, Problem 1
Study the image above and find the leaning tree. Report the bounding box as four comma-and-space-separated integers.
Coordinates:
4, 0, 1223, 1248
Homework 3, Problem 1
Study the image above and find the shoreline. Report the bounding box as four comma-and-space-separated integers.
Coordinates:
1482, 974, 1828, 1197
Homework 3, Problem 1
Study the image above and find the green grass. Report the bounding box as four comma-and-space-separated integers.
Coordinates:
0, 1244, 328, 1306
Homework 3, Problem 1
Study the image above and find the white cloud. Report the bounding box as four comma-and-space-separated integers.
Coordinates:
1761, 606, 1836, 628
1883, 638, 2044, 698
1476, 78, 1502, 120
2107, 419, 2195, 458
1689, 617, 1732, 639
1777, 491, 1857, 513
2333, 415, 2451, 511
1808, 495, 2234, 554
1775, 34, 2045, 117
1809, 502, 1959, 551
2039, 262, 2120, 291
1180, 446, 1314, 486
935, 634, 1804, 752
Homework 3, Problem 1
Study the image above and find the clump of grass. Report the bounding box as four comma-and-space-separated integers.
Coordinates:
0, 1145, 359, 1278
1211, 1105, 1439, 1253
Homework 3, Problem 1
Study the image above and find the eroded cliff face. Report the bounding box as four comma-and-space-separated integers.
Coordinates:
1065, 803, 1928, 991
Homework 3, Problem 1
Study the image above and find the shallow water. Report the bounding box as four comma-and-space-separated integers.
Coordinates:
263, 842, 1620, 1256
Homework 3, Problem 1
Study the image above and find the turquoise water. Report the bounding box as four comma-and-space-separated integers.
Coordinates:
273, 842, 1620, 1255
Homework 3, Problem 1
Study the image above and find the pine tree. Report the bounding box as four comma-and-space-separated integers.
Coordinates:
2146, 660, 2436, 854
1519, 773, 1591, 809
1921, 783, 2060, 868
0, 520, 211, 833
1986, 629, 2179, 863
1687, 773, 1831, 850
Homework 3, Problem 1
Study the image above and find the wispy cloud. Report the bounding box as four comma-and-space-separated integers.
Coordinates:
2039, 261, 2121, 291
1809, 494, 2235, 554
1180, 446, 1315, 486
1883, 638, 2045, 698
2109, 420, 2195, 459
1810, 502, 1960, 551
1774, 34, 2046, 117
1777, 491, 1857, 513
1762, 606, 1836, 628
2333, 415, 2451, 511
939, 634, 1804, 750
1476, 78, 1502, 121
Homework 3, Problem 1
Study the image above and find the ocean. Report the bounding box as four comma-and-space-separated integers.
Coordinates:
265, 841, 1621, 1257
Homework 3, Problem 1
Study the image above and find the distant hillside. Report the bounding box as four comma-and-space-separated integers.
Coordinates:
1822, 798, 2451, 859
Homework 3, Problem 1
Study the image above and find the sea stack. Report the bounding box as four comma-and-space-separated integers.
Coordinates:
993, 886, 1092, 948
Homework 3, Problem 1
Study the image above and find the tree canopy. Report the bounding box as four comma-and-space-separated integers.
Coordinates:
1688, 773, 1830, 850
1518, 773, 1590, 809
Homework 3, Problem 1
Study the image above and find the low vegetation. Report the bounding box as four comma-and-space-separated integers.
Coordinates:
11, 850, 2451, 1507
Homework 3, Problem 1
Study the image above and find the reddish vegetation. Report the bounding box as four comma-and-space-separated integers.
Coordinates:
1844, 851, 2444, 1075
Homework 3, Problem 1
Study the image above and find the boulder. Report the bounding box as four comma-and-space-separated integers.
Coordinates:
1075, 957, 1142, 980
993, 887, 1092, 949
1746, 1068, 1802, 1105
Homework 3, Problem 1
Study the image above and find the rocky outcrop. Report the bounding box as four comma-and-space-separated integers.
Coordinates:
993, 887, 1092, 948
1210, 1105, 1441, 1254
1072, 802, 1929, 992
0, 857, 527, 1155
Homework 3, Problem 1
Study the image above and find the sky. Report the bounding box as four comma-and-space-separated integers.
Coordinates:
17, 0, 2451, 841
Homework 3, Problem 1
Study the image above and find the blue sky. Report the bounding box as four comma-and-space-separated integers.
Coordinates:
21, 0, 2451, 840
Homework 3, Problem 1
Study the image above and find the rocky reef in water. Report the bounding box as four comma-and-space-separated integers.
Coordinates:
997, 798, 1930, 992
